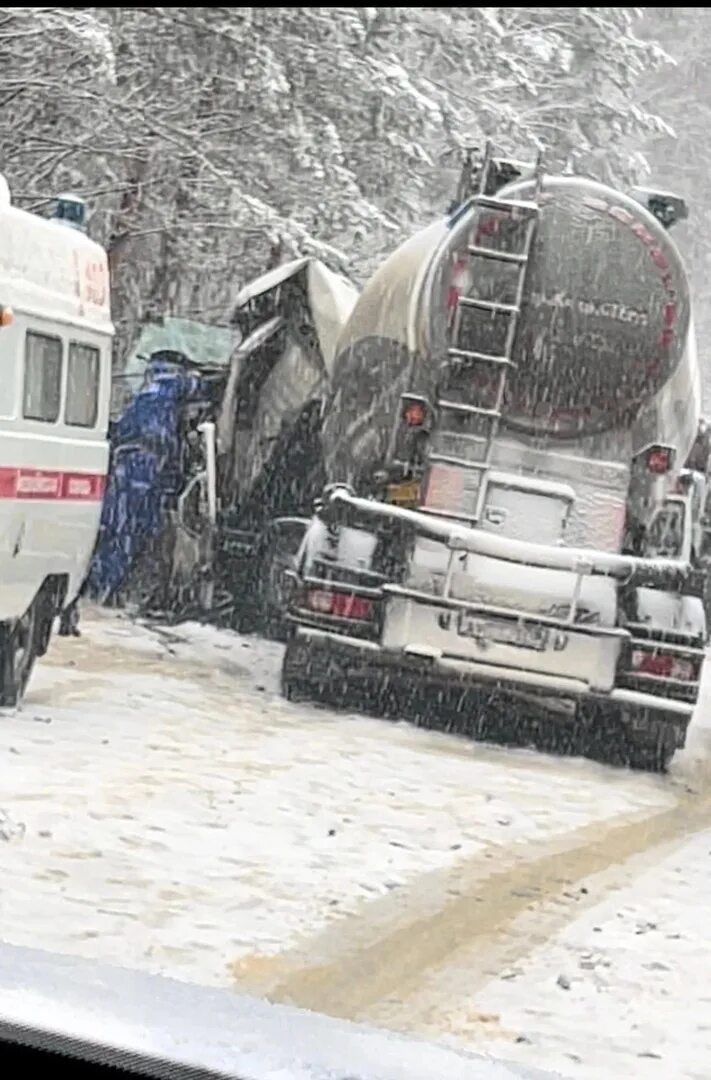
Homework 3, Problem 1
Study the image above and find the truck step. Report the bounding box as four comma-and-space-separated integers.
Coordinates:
427, 452, 490, 470
447, 347, 516, 367
457, 296, 520, 315
475, 194, 539, 215
467, 244, 529, 265
437, 400, 501, 420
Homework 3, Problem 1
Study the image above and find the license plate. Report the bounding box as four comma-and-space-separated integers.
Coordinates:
456, 611, 549, 651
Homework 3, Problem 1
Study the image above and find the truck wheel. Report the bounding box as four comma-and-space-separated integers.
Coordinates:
36, 581, 59, 654
623, 716, 679, 774
280, 660, 328, 705
0, 597, 39, 708
280, 635, 327, 705
625, 740, 674, 773
260, 557, 288, 641
258, 545, 296, 642
281, 671, 321, 704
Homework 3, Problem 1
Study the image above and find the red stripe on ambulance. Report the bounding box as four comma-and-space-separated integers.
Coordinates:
0, 468, 106, 501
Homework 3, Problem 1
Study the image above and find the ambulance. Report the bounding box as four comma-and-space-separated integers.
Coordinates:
0, 173, 113, 704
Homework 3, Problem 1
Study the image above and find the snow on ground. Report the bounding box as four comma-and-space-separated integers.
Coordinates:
0, 608, 674, 992
363, 669, 711, 1080
423, 827, 711, 1080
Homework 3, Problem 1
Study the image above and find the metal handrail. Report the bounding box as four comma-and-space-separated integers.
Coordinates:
325, 486, 692, 589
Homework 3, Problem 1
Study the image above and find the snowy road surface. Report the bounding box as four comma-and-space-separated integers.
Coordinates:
1, 607, 710, 1078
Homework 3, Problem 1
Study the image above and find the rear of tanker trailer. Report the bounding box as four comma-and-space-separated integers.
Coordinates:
281, 151, 706, 771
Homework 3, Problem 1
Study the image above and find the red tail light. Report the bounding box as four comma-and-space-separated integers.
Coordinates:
306, 589, 336, 614
631, 649, 696, 681
447, 257, 469, 312
645, 445, 675, 475
304, 589, 375, 622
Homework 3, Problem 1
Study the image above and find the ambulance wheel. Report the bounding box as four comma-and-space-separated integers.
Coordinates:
0, 597, 38, 708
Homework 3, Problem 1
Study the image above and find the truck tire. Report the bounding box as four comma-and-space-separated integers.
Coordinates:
624, 721, 679, 773
281, 643, 321, 704
280, 661, 331, 705
280, 633, 333, 706
257, 538, 301, 642
36, 581, 60, 654
0, 596, 39, 708
606, 706, 682, 774
281, 670, 322, 704
260, 553, 291, 641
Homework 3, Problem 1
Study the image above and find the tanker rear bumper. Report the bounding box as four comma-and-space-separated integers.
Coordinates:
285, 624, 691, 716
282, 625, 692, 767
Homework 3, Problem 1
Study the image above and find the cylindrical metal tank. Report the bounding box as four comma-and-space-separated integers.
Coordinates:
321, 175, 699, 486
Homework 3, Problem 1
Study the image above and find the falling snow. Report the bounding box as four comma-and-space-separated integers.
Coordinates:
0, 609, 707, 1079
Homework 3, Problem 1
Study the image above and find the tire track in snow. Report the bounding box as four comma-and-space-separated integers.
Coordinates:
240, 781, 711, 1025
35, 613, 711, 1028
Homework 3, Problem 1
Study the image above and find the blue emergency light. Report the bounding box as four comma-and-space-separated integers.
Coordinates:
51, 193, 87, 232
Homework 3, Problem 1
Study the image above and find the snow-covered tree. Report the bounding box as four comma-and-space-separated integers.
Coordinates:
636, 7, 711, 406
0, 6, 674, 361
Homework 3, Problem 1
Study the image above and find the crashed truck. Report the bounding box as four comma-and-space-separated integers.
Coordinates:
89, 260, 358, 628
280, 145, 711, 772
214, 258, 358, 631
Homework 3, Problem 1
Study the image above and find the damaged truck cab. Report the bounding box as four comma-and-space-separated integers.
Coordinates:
281, 147, 707, 772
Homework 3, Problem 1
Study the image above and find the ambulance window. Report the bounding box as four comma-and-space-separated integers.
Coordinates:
66, 342, 100, 427
23, 332, 62, 422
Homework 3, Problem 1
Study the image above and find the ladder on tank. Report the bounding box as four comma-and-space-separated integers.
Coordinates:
430, 141, 544, 524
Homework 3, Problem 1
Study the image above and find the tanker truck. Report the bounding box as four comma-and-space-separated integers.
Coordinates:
280, 145, 708, 772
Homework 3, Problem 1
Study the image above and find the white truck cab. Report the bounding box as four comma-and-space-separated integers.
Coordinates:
0, 175, 113, 703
